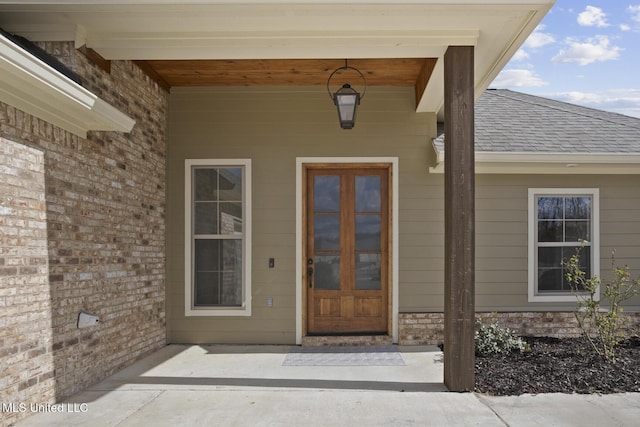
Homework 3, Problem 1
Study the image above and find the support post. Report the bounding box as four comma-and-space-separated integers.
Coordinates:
443, 45, 475, 391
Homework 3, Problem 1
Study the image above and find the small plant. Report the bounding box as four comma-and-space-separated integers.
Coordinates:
475, 315, 530, 356
565, 248, 640, 362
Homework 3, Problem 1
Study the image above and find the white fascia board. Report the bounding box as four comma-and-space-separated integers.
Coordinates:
85, 30, 476, 61
430, 150, 640, 174
0, 33, 135, 138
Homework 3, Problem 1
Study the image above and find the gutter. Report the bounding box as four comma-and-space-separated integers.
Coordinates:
0, 32, 135, 138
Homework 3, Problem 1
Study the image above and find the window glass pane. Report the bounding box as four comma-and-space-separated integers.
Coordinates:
195, 239, 220, 305
195, 239, 220, 271
194, 202, 218, 234
537, 197, 563, 220
575, 246, 591, 278
356, 215, 380, 251
220, 202, 243, 234
194, 239, 242, 306
194, 168, 218, 201
314, 176, 340, 212
355, 254, 381, 290
538, 268, 563, 292
537, 246, 589, 293
314, 214, 340, 251
565, 196, 591, 220
538, 220, 562, 242
314, 255, 340, 290
218, 168, 243, 201
538, 247, 562, 269
565, 220, 590, 242
355, 176, 381, 212
195, 272, 219, 305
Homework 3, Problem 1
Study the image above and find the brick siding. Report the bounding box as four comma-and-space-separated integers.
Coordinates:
399, 312, 640, 346
0, 42, 167, 426
0, 139, 53, 426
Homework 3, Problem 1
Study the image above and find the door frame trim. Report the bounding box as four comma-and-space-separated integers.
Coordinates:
295, 157, 399, 344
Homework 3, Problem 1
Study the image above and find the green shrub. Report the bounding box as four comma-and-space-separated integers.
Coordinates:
475, 317, 530, 356
565, 248, 640, 362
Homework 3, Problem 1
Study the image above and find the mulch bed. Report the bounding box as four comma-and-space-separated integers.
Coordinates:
474, 336, 640, 395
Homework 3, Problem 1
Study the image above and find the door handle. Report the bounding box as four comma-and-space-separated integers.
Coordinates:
307, 258, 313, 288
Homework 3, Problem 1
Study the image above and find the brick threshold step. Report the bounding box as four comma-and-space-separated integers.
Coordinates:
301, 335, 393, 347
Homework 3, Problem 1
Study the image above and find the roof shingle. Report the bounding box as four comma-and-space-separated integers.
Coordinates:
434, 89, 640, 154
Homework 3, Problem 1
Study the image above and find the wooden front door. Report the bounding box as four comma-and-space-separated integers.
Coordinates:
305, 165, 390, 335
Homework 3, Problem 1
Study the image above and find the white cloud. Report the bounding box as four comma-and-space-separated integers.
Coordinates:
549, 89, 640, 118
629, 5, 640, 23
524, 26, 555, 49
577, 5, 609, 27
512, 49, 530, 61
620, 23, 631, 31
552, 35, 622, 66
490, 69, 548, 88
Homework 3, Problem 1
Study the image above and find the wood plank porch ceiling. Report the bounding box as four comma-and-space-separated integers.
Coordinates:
141, 58, 436, 88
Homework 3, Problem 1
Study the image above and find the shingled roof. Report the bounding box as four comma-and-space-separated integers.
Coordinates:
434, 89, 640, 154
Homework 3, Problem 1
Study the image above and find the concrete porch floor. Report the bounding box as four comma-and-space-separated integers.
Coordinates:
15, 344, 640, 426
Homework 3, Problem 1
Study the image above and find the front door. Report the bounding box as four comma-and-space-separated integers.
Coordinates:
305, 165, 390, 334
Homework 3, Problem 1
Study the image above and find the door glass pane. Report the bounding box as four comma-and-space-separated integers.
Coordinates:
314, 176, 340, 212
194, 239, 242, 306
194, 202, 218, 234
355, 176, 381, 212
356, 215, 380, 250
314, 255, 340, 290
314, 214, 340, 251
356, 254, 381, 290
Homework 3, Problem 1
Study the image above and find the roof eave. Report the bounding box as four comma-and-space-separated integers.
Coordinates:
429, 151, 640, 174
0, 33, 135, 138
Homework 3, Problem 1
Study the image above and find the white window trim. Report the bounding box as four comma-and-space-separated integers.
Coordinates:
184, 159, 252, 316
528, 188, 600, 303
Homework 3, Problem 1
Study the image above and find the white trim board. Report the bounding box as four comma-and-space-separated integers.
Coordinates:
184, 158, 252, 317
296, 157, 400, 345
430, 150, 640, 174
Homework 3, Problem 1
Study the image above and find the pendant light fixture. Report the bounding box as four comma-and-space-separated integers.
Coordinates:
326, 60, 367, 129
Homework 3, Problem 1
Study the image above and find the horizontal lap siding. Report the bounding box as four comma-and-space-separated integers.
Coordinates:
475, 175, 640, 311
168, 88, 640, 346
167, 87, 436, 344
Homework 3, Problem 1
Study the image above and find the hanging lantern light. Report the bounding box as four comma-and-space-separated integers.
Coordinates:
327, 60, 367, 129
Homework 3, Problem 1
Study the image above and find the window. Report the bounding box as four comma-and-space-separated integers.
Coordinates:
528, 188, 599, 302
185, 159, 251, 316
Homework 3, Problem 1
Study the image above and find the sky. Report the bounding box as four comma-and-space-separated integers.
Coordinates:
490, 1, 640, 118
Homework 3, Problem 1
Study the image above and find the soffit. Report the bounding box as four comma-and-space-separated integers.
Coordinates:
142, 58, 433, 87
0, 1, 554, 117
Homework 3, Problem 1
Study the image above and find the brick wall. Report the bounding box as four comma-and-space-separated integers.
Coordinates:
0, 139, 53, 426
0, 42, 167, 425
399, 312, 640, 346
